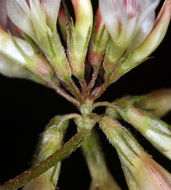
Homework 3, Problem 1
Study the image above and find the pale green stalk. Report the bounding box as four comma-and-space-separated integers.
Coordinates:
82, 130, 121, 190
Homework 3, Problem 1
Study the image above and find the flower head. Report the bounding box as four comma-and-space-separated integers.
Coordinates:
99, 0, 160, 49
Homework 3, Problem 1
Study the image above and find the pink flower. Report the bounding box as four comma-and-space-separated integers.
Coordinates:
5, 0, 61, 56
99, 0, 160, 49
0, 0, 55, 81
6, 0, 61, 38
0, 0, 34, 80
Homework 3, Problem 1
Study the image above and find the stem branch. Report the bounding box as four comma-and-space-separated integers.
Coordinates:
58, 113, 81, 127
93, 101, 113, 109
66, 79, 84, 103
49, 80, 80, 107
91, 74, 111, 101
88, 67, 99, 92
80, 78, 89, 98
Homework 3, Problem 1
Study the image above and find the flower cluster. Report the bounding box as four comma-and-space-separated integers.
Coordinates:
0, 0, 170, 190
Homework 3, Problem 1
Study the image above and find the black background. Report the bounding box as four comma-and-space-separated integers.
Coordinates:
0, 1, 171, 190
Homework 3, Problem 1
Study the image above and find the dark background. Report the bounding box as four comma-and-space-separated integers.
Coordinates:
0, 1, 171, 190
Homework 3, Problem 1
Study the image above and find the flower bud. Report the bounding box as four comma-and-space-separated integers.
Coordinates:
10, 33, 54, 82
106, 89, 171, 119
0, 28, 33, 65
89, 9, 109, 68
23, 116, 69, 190
0, 28, 49, 84
136, 89, 171, 117
100, 116, 171, 190
0, 52, 31, 79
99, 0, 160, 51
99, 0, 171, 84
6, 0, 58, 56
68, 0, 93, 78
6, 0, 72, 82
0, 30, 53, 87
117, 0, 171, 75
39, 116, 69, 162
117, 105, 171, 159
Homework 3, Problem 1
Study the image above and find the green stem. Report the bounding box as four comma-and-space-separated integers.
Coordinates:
82, 130, 106, 177
81, 130, 121, 190
0, 129, 91, 190
57, 113, 81, 128
93, 101, 113, 109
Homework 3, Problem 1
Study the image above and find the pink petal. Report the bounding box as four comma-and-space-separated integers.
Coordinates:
6, 0, 33, 37
99, 0, 120, 39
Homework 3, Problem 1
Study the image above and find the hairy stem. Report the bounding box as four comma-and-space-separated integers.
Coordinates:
82, 130, 121, 190
91, 74, 111, 101
80, 78, 89, 98
88, 67, 99, 92
49, 80, 80, 107
66, 79, 84, 103
0, 129, 91, 190
57, 113, 81, 127
93, 101, 113, 109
